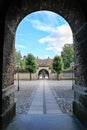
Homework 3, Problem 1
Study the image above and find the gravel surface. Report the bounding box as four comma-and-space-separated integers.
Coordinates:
49, 80, 74, 114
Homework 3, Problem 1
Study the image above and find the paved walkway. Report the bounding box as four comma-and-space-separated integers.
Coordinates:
28, 80, 62, 114
5, 80, 86, 130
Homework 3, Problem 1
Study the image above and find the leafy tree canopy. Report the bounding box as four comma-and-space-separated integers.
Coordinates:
14, 50, 23, 71
61, 44, 74, 69
52, 55, 64, 80
25, 53, 38, 73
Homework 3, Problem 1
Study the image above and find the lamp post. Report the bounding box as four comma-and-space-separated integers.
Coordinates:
16, 62, 20, 91
70, 62, 74, 89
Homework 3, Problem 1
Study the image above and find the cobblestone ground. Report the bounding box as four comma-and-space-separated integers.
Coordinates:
14, 80, 74, 114
14, 80, 38, 114
49, 80, 74, 114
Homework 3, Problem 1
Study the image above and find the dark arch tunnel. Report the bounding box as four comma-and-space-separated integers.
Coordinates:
38, 69, 49, 79
0, 0, 87, 129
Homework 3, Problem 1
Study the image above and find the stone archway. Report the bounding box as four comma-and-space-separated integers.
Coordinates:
38, 69, 49, 79
1, 0, 87, 129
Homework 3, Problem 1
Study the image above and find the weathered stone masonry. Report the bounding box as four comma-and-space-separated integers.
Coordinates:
0, 0, 87, 129
73, 23, 87, 126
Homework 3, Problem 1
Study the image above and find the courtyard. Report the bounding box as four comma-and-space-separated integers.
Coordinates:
5, 79, 86, 130
14, 80, 73, 114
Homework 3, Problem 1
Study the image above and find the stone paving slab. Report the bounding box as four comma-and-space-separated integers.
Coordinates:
28, 81, 43, 114
5, 114, 86, 130
28, 80, 62, 114
5, 80, 86, 130
45, 81, 61, 114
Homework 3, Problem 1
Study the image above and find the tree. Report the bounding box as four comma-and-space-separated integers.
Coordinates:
61, 44, 74, 69
52, 56, 64, 80
14, 50, 22, 71
25, 53, 38, 80
21, 55, 27, 72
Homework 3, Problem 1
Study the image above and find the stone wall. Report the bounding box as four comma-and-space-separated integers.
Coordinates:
14, 73, 38, 80
73, 23, 87, 127
14, 71, 74, 80
2, 8, 16, 129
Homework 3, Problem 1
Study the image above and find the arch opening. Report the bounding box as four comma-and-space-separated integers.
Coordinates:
14, 9, 74, 124
14, 10, 74, 117
38, 69, 49, 79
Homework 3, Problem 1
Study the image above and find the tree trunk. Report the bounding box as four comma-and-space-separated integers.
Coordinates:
30, 73, 32, 80
57, 73, 59, 80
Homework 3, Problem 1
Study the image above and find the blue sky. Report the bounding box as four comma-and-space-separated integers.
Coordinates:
15, 11, 73, 59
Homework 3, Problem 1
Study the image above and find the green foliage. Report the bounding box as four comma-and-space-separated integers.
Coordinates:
14, 50, 22, 71
14, 50, 22, 63
63, 67, 73, 71
25, 53, 38, 80
52, 56, 64, 80
20, 56, 27, 71
61, 44, 74, 69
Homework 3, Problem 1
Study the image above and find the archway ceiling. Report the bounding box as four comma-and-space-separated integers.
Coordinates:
0, 0, 87, 22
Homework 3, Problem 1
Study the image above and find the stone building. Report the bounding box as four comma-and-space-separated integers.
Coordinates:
36, 57, 53, 79
14, 57, 58, 80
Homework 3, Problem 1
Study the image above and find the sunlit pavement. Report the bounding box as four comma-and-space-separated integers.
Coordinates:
5, 80, 86, 130
28, 80, 62, 114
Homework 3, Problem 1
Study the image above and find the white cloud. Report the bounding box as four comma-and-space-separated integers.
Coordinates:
29, 19, 54, 32
16, 44, 27, 49
19, 11, 73, 57
28, 11, 61, 33
28, 11, 73, 55
46, 47, 53, 51
39, 24, 73, 55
